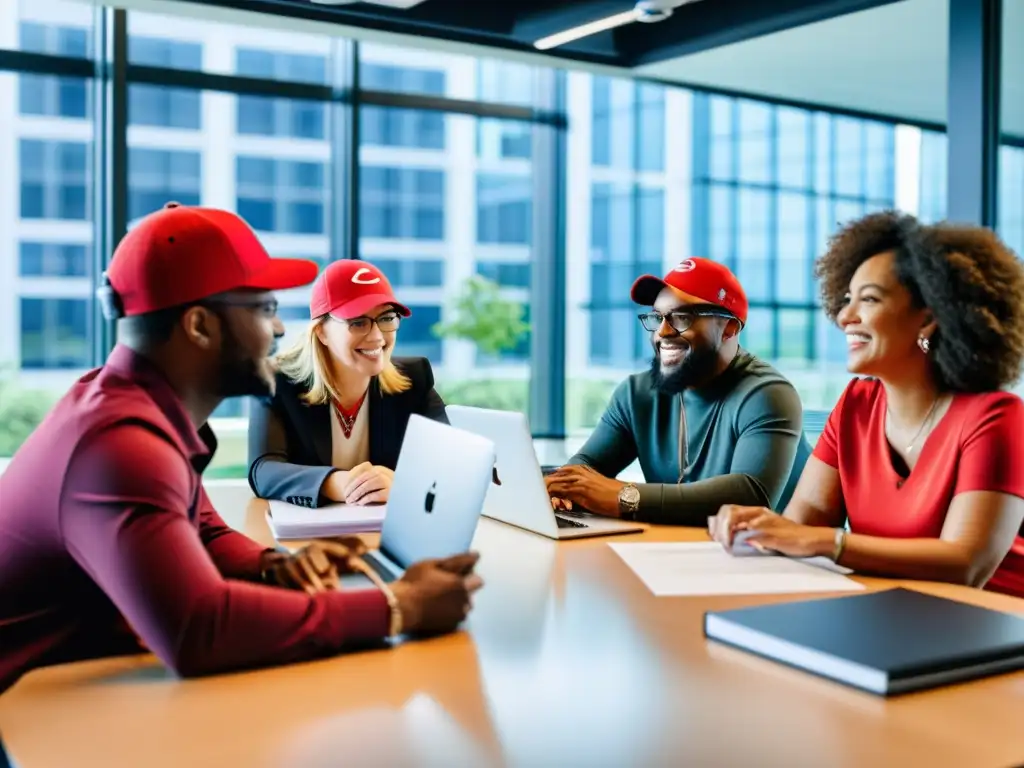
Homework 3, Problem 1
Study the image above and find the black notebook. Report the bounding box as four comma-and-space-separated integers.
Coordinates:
703, 588, 1024, 696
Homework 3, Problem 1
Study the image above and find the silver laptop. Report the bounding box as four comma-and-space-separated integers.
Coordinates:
356, 414, 496, 583
446, 405, 644, 540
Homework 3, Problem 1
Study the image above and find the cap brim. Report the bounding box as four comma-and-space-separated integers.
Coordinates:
333, 293, 412, 320
244, 258, 320, 292
630, 275, 668, 306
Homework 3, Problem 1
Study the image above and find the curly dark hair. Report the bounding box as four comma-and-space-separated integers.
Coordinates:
814, 210, 1024, 392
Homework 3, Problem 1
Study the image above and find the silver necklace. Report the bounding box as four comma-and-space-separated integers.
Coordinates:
888, 396, 942, 454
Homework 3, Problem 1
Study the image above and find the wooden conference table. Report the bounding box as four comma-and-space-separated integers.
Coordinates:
2, 498, 1024, 768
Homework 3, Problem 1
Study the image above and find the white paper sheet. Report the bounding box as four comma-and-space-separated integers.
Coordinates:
608, 542, 865, 597
266, 500, 386, 540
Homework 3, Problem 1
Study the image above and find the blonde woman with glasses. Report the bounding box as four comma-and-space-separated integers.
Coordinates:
248, 260, 448, 508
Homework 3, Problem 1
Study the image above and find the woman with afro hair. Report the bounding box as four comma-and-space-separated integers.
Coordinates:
710, 211, 1024, 598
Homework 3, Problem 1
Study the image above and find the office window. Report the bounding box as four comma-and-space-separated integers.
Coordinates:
129, 34, 203, 69
235, 50, 327, 139
775, 192, 812, 304
918, 131, 948, 223
478, 119, 531, 161
477, 174, 531, 245
736, 188, 771, 302
591, 183, 666, 264
636, 83, 666, 172
360, 167, 445, 240
19, 298, 90, 370
779, 310, 812, 360
128, 148, 201, 221
592, 77, 667, 172
776, 108, 810, 189
19, 243, 88, 278
737, 101, 772, 185
19, 139, 90, 220
128, 36, 202, 129
361, 105, 444, 150
238, 94, 326, 140
236, 157, 327, 234
360, 61, 445, 97
372, 259, 445, 288
398, 304, 443, 361
477, 59, 538, 107
477, 104, 534, 196
18, 22, 91, 118
864, 124, 894, 202
476, 262, 531, 289
236, 48, 326, 83
588, 182, 664, 367
689, 93, 896, 405
998, 145, 1024, 258
741, 308, 773, 359
834, 117, 865, 198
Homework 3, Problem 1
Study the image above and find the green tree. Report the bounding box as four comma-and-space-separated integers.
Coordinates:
0, 370, 54, 457
432, 274, 529, 355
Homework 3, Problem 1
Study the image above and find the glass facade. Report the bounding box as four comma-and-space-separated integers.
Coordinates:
1, 0, 1020, 469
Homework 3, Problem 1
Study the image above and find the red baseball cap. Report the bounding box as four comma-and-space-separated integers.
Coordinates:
104, 203, 319, 317
309, 259, 411, 320
630, 257, 748, 326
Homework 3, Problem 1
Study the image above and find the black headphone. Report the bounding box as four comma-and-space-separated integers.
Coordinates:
96, 272, 125, 321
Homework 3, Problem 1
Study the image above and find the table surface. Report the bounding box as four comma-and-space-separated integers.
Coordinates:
3, 499, 1024, 768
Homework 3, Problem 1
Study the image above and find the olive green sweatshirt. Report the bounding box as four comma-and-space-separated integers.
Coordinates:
569, 350, 811, 526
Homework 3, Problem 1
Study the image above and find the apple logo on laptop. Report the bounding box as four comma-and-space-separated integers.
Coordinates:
492, 465, 502, 486
424, 481, 437, 513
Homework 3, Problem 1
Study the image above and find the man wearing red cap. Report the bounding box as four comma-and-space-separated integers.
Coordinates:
546, 257, 810, 525
0, 203, 482, 694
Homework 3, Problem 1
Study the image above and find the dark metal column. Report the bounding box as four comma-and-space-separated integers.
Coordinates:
333, 39, 359, 262
528, 69, 568, 438
91, 7, 127, 362
946, 0, 1002, 226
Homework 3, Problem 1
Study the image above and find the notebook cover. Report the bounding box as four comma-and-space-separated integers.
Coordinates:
704, 588, 1024, 682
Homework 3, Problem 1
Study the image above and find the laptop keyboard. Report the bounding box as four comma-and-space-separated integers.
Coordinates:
555, 515, 589, 529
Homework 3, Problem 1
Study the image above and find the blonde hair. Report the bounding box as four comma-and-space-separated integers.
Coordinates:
275, 316, 412, 405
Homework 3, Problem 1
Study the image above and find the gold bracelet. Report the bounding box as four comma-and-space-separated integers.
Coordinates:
348, 559, 404, 638
832, 528, 848, 563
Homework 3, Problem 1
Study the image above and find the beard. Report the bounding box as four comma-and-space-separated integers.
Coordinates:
216, 318, 276, 400
650, 338, 722, 394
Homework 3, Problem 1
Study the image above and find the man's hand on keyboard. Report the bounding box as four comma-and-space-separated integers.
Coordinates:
544, 465, 625, 518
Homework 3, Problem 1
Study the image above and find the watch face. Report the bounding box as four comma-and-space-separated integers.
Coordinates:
622, 486, 640, 504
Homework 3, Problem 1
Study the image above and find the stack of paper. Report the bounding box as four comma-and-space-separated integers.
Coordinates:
608, 542, 865, 597
266, 500, 387, 540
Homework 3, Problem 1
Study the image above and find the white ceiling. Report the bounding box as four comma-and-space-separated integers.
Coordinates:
636, 0, 1023, 138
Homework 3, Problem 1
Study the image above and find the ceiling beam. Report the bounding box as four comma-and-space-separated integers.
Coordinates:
188, 0, 515, 41
171, 0, 627, 64
618, 0, 903, 66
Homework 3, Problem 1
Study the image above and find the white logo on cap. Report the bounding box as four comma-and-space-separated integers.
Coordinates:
718, 288, 727, 300
674, 259, 697, 273
351, 268, 381, 285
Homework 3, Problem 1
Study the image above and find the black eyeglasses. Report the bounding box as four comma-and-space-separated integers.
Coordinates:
637, 306, 735, 333
201, 297, 279, 318
332, 311, 402, 336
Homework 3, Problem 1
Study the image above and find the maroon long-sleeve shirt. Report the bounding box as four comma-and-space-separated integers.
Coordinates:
0, 345, 389, 694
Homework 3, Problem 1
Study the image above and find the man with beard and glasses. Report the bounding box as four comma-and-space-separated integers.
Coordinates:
0, 203, 483, 695
546, 257, 811, 526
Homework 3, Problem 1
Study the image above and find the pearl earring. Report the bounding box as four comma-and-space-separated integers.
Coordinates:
918, 336, 931, 354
